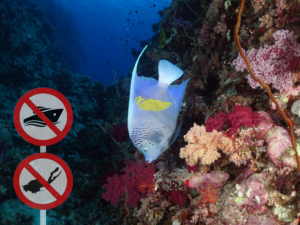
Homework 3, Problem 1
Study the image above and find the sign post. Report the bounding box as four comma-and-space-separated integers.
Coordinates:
13, 88, 73, 225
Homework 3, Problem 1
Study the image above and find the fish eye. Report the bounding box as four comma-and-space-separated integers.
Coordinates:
143, 147, 147, 152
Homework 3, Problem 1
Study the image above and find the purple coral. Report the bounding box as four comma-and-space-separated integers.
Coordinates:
169, 18, 193, 30
233, 30, 300, 90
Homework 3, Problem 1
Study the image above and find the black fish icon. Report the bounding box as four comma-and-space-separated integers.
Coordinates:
22, 167, 61, 194
23, 106, 63, 127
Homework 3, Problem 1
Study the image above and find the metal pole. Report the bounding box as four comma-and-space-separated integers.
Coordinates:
40, 146, 46, 225
40, 209, 46, 225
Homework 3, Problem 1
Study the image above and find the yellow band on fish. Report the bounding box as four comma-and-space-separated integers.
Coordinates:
135, 96, 172, 111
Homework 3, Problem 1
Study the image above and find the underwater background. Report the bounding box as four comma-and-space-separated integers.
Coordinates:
1, 0, 300, 224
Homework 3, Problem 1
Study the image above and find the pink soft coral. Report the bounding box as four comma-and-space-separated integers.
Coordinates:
255, 111, 276, 139
233, 30, 300, 90
235, 174, 268, 215
189, 171, 229, 190
255, 111, 297, 168
265, 126, 294, 168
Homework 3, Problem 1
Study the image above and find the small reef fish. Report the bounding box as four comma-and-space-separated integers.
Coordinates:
128, 45, 189, 163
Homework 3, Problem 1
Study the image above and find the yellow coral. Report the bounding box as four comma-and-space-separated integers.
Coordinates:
179, 123, 234, 166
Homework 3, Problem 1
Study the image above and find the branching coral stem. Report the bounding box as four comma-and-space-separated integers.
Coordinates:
93, 122, 133, 161
235, 0, 300, 171
112, 70, 129, 99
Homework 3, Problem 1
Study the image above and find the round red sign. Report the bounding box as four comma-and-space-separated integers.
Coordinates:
13, 153, 73, 210
14, 88, 73, 146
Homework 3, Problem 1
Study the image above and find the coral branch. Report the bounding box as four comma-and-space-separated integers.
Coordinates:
112, 70, 129, 99
171, 2, 202, 54
234, 0, 300, 171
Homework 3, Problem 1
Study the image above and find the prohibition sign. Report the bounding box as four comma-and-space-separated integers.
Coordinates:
14, 88, 73, 146
13, 153, 73, 210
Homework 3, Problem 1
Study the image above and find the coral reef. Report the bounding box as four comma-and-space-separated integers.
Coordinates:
1, 0, 300, 223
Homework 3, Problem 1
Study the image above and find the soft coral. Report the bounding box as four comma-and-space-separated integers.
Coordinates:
102, 159, 156, 207
227, 105, 263, 136
205, 105, 263, 136
164, 190, 187, 207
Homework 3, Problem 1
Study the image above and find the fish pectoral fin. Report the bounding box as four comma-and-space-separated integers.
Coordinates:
171, 120, 183, 145
148, 132, 164, 144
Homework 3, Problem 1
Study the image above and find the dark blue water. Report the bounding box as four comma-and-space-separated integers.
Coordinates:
56, 0, 170, 84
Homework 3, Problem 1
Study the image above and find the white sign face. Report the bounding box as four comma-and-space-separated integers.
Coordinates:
20, 94, 67, 140
19, 158, 67, 204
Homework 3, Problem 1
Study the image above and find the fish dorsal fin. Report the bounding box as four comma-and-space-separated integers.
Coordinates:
132, 45, 148, 80
158, 60, 184, 85
171, 120, 183, 145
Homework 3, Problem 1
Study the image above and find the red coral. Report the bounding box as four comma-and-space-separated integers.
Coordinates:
102, 174, 126, 205
184, 161, 198, 173
99, 169, 124, 186
205, 105, 263, 136
99, 161, 125, 185
227, 105, 262, 136
164, 190, 187, 207
102, 159, 156, 207
111, 122, 130, 143
205, 111, 227, 132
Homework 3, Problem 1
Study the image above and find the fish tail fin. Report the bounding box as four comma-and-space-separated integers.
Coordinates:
168, 78, 190, 112
158, 60, 184, 85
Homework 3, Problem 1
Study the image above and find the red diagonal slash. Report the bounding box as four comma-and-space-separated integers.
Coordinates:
24, 164, 61, 199
24, 98, 62, 136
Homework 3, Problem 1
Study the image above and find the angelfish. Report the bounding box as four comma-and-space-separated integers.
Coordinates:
128, 45, 190, 163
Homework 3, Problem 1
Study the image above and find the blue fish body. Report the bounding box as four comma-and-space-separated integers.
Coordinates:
128, 45, 189, 163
